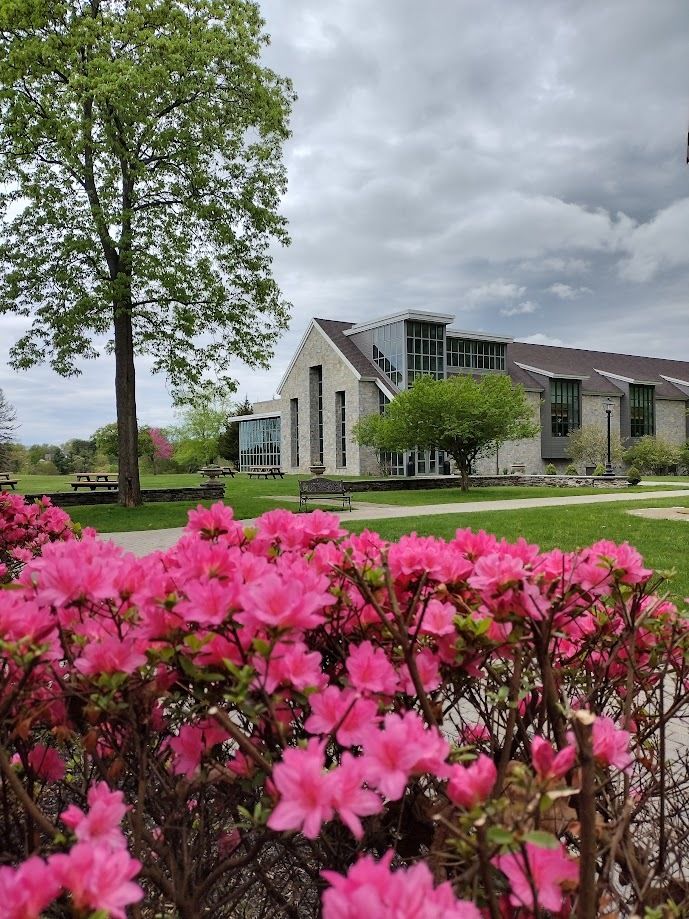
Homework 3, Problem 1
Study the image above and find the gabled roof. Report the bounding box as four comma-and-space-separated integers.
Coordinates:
276, 318, 398, 398
507, 340, 689, 399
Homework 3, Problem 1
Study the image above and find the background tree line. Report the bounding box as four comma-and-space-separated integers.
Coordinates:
0, 387, 252, 475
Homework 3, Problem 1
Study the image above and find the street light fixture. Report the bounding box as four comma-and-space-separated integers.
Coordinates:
603, 398, 614, 477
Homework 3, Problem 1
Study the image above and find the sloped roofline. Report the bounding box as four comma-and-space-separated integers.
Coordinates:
276, 319, 367, 395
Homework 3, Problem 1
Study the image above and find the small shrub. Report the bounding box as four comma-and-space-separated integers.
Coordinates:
545, 463, 557, 475
593, 463, 606, 476
565, 464, 578, 476
627, 465, 642, 485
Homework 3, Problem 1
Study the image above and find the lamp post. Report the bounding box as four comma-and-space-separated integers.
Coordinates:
603, 398, 614, 477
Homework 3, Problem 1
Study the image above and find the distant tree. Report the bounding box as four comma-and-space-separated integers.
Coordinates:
171, 389, 233, 468
568, 425, 624, 469
141, 428, 174, 475
218, 398, 253, 466
0, 0, 293, 506
63, 438, 98, 473
623, 436, 681, 474
93, 422, 155, 467
680, 441, 689, 475
0, 388, 17, 469
354, 375, 539, 491
51, 447, 72, 475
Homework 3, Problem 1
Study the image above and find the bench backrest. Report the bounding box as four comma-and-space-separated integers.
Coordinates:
299, 477, 346, 495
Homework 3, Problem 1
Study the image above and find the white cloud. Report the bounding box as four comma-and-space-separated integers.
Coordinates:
466, 280, 526, 304
500, 300, 538, 317
548, 283, 592, 299
519, 333, 564, 346
618, 197, 689, 282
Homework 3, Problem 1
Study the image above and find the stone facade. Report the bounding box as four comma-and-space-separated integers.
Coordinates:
277, 324, 378, 476
656, 399, 688, 445
474, 390, 545, 474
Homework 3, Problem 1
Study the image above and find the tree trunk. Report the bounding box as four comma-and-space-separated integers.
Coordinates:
113, 306, 142, 507
453, 455, 470, 492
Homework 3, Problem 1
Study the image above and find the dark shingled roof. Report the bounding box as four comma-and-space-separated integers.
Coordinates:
508, 341, 689, 399
314, 319, 400, 394
314, 317, 689, 401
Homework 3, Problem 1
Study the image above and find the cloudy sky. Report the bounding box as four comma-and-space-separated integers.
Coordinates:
1, 0, 688, 443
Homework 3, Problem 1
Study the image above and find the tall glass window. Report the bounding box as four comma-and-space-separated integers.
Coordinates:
405, 321, 445, 385
446, 338, 505, 371
290, 398, 299, 467
336, 391, 346, 467
372, 321, 405, 386
551, 380, 580, 437
377, 390, 404, 474
239, 417, 281, 470
309, 366, 324, 464
629, 384, 655, 437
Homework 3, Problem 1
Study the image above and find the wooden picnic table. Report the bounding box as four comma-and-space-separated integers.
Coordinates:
246, 467, 284, 480
0, 472, 17, 490
74, 472, 118, 482
199, 465, 237, 480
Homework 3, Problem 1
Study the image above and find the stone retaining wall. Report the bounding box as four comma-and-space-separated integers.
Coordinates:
24, 485, 225, 507
344, 474, 630, 493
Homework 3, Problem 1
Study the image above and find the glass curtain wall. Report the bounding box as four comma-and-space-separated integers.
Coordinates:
239, 417, 281, 470
372, 321, 405, 386
446, 338, 506, 371
550, 380, 581, 437
629, 384, 655, 437
405, 321, 445, 384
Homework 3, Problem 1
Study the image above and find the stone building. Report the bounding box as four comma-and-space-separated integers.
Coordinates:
234, 309, 689, 475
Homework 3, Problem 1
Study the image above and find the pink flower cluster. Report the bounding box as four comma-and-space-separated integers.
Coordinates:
0, 496, 682, 915
0, 492, 74, 582
0, 783, 141, 919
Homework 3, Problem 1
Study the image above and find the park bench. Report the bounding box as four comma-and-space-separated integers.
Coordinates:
0, 472, 18, 490
246, 467, 284, 479
299, 477, 352, 512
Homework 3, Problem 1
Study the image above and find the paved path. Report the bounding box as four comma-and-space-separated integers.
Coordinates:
103, 488, 689, 556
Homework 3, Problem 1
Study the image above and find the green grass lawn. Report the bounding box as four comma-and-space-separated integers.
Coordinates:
345, 496, 689, 601
5, 473, 686, 533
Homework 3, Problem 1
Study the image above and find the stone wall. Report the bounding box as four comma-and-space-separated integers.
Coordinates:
25, 485, 225, 507
344, 473, 629, 492
656, 399, 688, 446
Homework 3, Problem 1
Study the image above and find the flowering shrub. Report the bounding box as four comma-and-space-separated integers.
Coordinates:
1, 499, 689, 916
0, 492, 75, 582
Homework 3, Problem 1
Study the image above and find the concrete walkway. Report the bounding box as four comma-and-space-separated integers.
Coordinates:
103, 488, 689, 556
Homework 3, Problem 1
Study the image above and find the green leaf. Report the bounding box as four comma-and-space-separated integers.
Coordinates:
487, 826, 515, 846
522, 830, 560, 849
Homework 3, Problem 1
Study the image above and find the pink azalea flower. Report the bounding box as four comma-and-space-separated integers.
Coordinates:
268, 739, 334, 839
305, 686, 379, 747
446, 754, 496, 809
329, 753, 383, 838
494, 843, 578, 913
186, 501, 238, 539
322, 850, 481, 918
253, 641, 325, 693
176, 577, 241, 626
167, 721, 230, 778
461, 722, 490, 745
27, 744, 65, 783
0, 856, 61, 919
531, 736, 576, 780
418, 599, 457, 636
50, 843, 143, 919
61, 782, 129, 849
399, 649, 441, 694
74, 635, 147, 676
360, 712, 449, 800
592, 716, 633, 772
346, 641, 398, 695
240, 573, 332, 630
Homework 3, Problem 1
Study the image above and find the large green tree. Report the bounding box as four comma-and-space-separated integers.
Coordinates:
0, 0, 293, 505
354, 374, 539, 491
